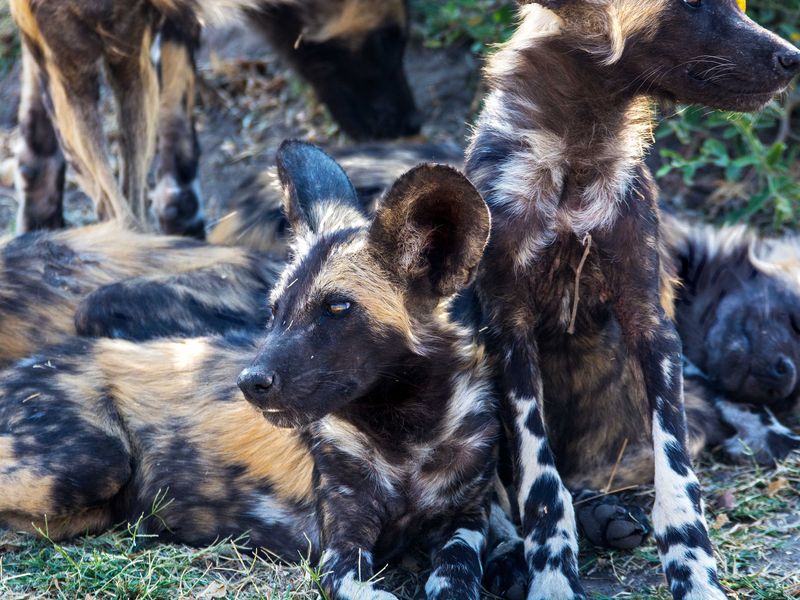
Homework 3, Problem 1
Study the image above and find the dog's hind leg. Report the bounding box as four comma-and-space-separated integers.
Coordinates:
152, 15, 205, 238
14, 44, 66, 232
106, 20, 160, 229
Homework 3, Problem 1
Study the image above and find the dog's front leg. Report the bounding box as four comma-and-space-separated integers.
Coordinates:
500, 332, 585, 600
317, 484, 396, 600
597, 198, 727, 600
424, 502, 490, 600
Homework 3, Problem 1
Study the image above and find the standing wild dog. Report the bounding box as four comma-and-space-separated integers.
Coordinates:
0, 141, 497, 600
10, 0, 419, 236
153, 0, 420, 236
664, 214, 800, 464
465, 1, 800, 598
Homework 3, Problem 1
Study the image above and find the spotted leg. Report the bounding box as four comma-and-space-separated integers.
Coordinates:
315, 463, 396, 599
425, 503, 489, 600
596, 186, 727, 600
500, 334, 585, 600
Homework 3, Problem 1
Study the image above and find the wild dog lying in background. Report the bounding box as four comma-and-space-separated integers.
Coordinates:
0, 214, 278, 367
0, 141, 497, 600
664, 214, 800, 465
465, 0, 800, 598
10, 0, 419, 237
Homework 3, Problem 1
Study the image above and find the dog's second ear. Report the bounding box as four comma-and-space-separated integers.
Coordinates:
276, 140, 366, 237
369, 165, 490, 302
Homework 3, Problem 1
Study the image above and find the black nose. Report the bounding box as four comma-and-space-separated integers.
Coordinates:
237, 366, 276, 409
776, 48, 800, 76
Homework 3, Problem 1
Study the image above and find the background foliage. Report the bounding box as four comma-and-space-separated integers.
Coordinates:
411, 0, 800, 230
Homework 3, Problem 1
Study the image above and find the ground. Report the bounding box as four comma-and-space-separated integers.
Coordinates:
0, 18, 798, 600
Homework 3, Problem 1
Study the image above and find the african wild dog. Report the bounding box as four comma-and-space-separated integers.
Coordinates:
11, 0, 419, 236
664, 214, 800, 464
0, 141, 497, 600
0, 217, 278, 366
465, 1, 800, 598
152, 0, 420, 237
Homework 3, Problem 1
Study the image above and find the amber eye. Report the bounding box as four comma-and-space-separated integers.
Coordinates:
327, 301, 352, 317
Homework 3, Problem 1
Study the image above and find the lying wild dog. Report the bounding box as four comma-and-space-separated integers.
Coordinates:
465, 1, 800, 598
664, 214, 800, 464
0, 219, 277, 366
0, 141, 498, 600
11, 0, 419, 237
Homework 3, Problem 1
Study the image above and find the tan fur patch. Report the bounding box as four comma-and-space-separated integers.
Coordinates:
306, 0, 407, 43
303, 238, 421, 351
0, 468, 55, 514
4, 507, 114, 540
96, 337, 314, 504
204, 401, 314, 502
9, 0, 42, 48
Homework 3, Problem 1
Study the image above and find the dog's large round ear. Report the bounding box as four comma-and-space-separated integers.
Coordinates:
276, 140, 365, 237
368, 165, 491, 301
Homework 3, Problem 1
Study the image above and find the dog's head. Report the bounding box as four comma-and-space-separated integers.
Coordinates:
683, 237, 800, 408
517, 0, 800, 111
237, 140, 489, 428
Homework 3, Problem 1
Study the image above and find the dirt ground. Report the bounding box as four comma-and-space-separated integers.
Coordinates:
0, 20, 798, 600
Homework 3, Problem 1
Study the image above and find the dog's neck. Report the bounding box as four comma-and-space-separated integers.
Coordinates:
329, 316, 488, 445
469, 33, 656, 255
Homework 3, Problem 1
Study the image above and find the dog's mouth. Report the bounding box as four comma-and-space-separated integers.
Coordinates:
686, 66, 787, 105
260, 406, 317, 429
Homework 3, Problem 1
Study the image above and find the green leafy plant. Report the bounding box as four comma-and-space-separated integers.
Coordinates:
410, 0, 516, 54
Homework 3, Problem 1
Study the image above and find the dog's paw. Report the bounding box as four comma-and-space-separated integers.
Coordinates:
574, 492, 650, 550
484, 539, 527, 600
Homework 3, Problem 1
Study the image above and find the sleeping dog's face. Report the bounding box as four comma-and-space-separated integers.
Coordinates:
704, 279, 800, 409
